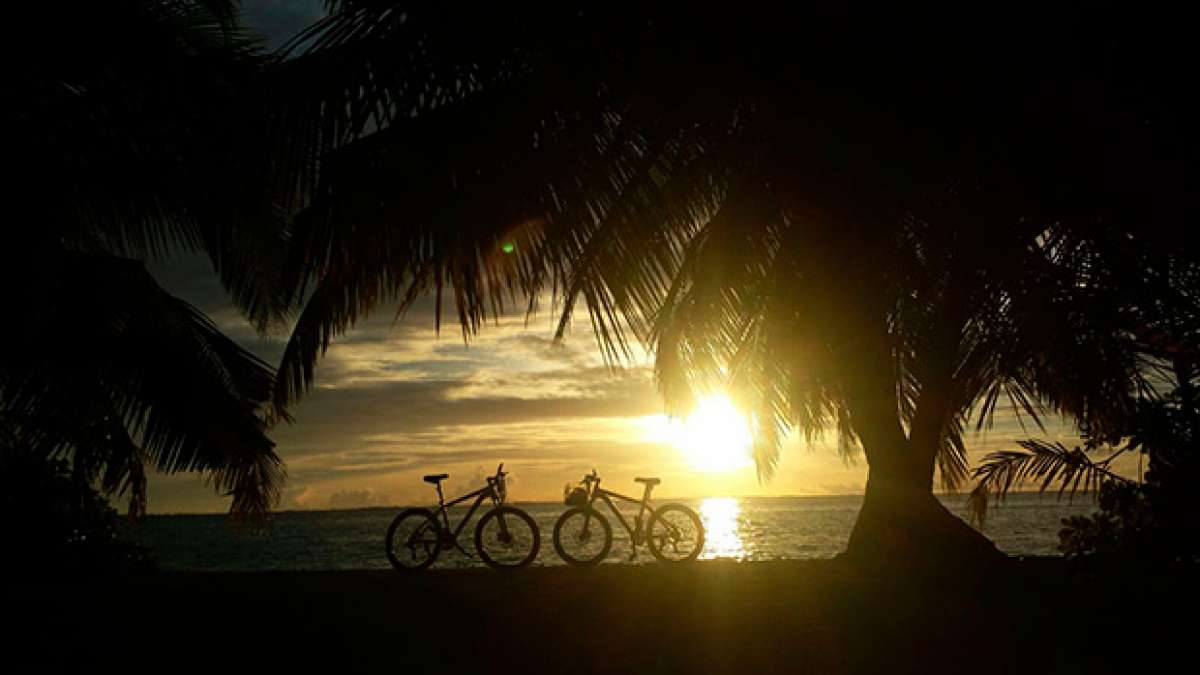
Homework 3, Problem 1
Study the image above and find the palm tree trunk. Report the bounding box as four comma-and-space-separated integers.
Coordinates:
840, 443, 1008, 571
835, 329, 1008, 570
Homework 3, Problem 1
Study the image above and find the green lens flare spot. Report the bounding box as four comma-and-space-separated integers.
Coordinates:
502, 242, 515, 254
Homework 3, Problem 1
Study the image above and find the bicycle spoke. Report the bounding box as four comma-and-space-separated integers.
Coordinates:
475, 507, 539, 569
386, 509, 441, 571
647, 505, 704, 563
553, 508, 611, 565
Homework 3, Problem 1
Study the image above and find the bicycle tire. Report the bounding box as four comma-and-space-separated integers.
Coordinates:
385, 508, 442, 571
474, 506, 541, 570
552, 507, 612, 566
646, 503, 704, 563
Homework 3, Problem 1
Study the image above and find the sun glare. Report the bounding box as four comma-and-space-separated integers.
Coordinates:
645, 395, 754, 473
700, 497, 747, 559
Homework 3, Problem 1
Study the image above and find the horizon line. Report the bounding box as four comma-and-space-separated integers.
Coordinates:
131, 489, 1098, 517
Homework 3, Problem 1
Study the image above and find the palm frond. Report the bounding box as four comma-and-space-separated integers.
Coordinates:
967, 439, 1135, 529
936, 416, 970, 492
0, 251, 285, 520
264, 6, 1191, 491
272, 27, 731, 407
66, 409, 150, 518
14, 1, 293, 331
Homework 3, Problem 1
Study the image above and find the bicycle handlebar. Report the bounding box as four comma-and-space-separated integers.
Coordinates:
486, 464, 507, 488
491, 463, 508, 502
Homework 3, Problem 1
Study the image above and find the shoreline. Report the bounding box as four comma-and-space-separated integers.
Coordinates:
131, 490, 1092, 518
122, 494, 1092, 570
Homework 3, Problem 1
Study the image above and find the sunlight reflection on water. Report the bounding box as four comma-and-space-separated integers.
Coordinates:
131, 494, 1094, 570
700, 497, 747, 560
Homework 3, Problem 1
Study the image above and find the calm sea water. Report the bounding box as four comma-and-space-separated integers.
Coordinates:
123, 493, 1097, 571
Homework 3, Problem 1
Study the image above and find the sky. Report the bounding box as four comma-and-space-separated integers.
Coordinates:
138, 1, 1137, 513
147, 248, 1107, 513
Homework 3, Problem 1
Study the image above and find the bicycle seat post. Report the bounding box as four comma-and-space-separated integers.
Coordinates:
435, 481, 445, 506
633, 476, 661, 502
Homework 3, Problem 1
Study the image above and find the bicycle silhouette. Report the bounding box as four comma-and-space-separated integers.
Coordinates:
553, 470, 704, 565
385, 464, 540, 571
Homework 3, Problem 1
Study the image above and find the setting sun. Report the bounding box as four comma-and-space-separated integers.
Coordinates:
645, 395, 754, 472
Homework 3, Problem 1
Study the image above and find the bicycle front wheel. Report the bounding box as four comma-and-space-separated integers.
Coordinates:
552, 507, 612, 566
647, 503, 704, 563
474, 506, 540, 570
385, 508, 442, 571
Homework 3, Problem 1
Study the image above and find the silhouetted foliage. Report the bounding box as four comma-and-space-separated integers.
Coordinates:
973, 353, 1199, 565
1058, 481, 1152, 561
5, 1, 290, 519
1059, 364, 1199, 564
261, 5, 1196, 561
0, 447, 153, 575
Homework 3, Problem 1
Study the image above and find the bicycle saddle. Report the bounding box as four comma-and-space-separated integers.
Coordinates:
423, 474, 449, 484
634, 477, 661, 486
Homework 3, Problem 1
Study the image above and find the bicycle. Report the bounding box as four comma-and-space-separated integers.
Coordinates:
553, 470, 704, 565
385, 464, 540, 571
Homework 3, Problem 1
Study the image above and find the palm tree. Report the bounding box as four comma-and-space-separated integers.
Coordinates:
3, 1, 293, 519
266, 5, 1194, 563
969, 254, 1200, 553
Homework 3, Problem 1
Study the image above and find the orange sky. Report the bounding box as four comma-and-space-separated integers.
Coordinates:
121, 1, 1153, 516
146, 255, 1134, 513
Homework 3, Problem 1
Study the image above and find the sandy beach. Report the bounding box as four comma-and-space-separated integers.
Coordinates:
9, 559, 1193, 674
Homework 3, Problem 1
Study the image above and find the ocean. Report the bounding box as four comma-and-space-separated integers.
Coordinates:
124, 493, 1097, 571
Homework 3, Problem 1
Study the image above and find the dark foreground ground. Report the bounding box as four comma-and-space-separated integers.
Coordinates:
7, 559, 1195, 674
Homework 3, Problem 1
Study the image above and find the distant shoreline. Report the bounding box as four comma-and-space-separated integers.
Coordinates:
134, 490, 1097, 518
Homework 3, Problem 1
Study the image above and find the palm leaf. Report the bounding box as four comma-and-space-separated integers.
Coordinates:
967, 439, 1134, 529
265, 5, 1191, 488
15, 1, 293, 331
0, 251, 285, 520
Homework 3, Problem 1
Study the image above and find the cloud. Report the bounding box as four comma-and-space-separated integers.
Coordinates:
445, 465, 510, 498
819, 483, 866, 496
327, 488, 391, 510
143, 250, 1098, 514
275, 373, 661, 451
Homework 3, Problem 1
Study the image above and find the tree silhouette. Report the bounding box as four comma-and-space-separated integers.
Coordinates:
4, 1, 292, 519
971, 294, 1199, 563
265, 5, 1195, 564
0, 444, 153, 574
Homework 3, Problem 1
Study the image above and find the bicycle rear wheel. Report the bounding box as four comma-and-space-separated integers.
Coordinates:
474, 506, 541, 570
552, 507, 612, 566
647, 503, 704, 563
385, 508, 442, 571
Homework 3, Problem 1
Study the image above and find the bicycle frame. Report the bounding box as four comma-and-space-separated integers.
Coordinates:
429, 479, 505, 547
583, 479, 660, 545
